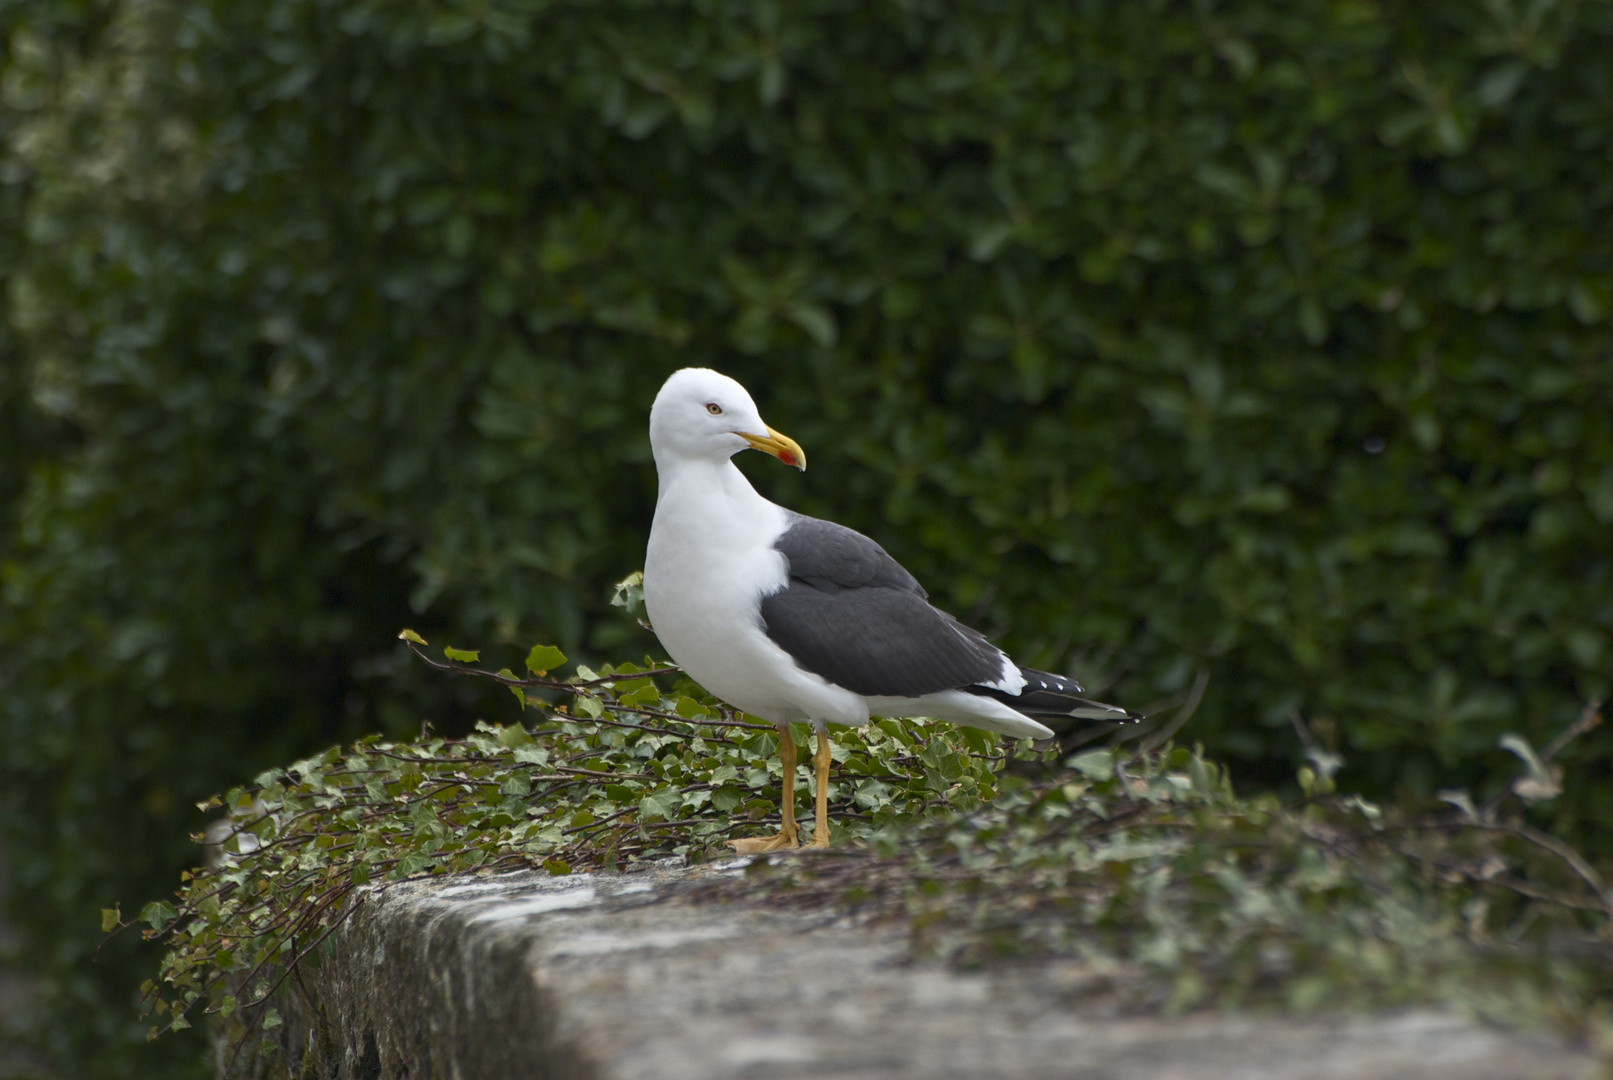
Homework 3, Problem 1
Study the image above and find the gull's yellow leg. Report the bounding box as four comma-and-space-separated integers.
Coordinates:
729, 723, 800, 853
807, 724, 832, 849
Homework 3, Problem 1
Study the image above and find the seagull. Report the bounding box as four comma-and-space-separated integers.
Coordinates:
643, 368, 1139, 852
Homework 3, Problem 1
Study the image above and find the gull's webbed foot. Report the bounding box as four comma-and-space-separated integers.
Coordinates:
728, 822, 799, 853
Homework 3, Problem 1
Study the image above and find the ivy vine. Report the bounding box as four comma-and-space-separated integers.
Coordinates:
108, 630, 1611, 1076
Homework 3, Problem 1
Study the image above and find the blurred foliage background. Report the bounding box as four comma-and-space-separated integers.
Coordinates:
1, 0, 1610, 1075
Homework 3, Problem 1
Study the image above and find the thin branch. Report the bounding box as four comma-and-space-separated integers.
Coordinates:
1538, 700, 1603, 765
1138, 667, 1210, 756
1487, 821, 1613, 922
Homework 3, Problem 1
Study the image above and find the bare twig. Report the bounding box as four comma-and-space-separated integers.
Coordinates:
1138, 667, 1210, 756
1538, 700, 1603, 765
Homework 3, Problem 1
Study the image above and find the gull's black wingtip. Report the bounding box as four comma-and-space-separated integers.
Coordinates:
967, 666, 1141, 724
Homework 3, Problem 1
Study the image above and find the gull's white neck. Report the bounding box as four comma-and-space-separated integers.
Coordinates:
651, 452, 787, 534
647, 452, 791, 587
654, 453, 761, 506
643, 453, 793, 707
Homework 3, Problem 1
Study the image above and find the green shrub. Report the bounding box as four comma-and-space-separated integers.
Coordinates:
3, 0, 1611, 1074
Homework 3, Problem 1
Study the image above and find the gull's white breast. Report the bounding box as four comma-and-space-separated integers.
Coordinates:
643, 461, 868, 725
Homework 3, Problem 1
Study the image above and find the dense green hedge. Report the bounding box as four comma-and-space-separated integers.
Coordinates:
3, 0, 1611, 1074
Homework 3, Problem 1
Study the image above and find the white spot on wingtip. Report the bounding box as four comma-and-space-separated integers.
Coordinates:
981, 653, 1026, 695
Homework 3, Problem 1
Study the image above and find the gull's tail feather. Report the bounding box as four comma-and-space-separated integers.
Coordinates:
966, 667, 1144, 724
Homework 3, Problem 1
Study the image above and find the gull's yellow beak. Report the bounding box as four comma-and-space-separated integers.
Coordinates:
738, 426, 806, 471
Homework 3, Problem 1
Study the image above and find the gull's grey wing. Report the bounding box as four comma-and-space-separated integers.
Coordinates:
768, 514, 925, 596
759, 514, 1009, 698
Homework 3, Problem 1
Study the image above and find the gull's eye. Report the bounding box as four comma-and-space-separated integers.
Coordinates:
705, 403, 723, 415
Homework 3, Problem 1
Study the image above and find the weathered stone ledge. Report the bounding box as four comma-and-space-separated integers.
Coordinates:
249, 859, 1601, 1080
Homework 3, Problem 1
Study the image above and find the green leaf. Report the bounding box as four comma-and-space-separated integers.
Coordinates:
514, 745, 551, 766
1067, 751, 1114, 781
101, 906, 121, 932
261, 1008, 282, 1031
495, 724, 533, 749
496, 669, 525, 706
638, 788, 682, 822
544, 858, 571, 876
619, 685, 661, 708
397, 628, 428, 645
525, 644, 567, 673
957, 727, 995, 755
140, 901, 178, 931
919, 740, 963, 780
786, 301, 836, 346
443, 646, 480, 663
674, 696, 709, 718
610, 572, 645, 616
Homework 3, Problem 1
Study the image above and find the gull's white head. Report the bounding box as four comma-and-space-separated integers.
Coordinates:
649, 368, 806, 472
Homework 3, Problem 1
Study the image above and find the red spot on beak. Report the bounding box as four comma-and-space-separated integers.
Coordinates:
778, 451, 797, 468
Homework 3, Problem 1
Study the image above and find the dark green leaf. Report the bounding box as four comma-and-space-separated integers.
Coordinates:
139, 902, 177, 932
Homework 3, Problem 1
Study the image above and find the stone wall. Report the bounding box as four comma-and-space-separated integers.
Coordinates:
243, 859, 1601, 1080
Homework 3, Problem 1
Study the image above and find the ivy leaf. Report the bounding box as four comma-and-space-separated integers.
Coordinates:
514, 745, 550, 766
610, 572, 645, 616
496, 669, 525, 706
140, 901, 178, 931
443, 646, 480, 663
674, 696, 709, 718
525, 644, 567, 674
101, 906, 121, 932
957, 727, 996, 755
495, 725, 533, 749
639, 788, 682, 822
397, 628, 428, 645
619, 685, 662, 708
919, 740, 963, 781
